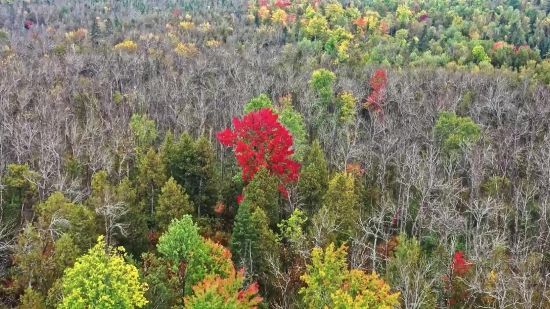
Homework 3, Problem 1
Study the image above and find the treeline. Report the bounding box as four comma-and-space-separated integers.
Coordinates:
2, 0, 550, 308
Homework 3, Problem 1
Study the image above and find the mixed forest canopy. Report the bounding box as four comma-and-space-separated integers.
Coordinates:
2, 0, 550, 307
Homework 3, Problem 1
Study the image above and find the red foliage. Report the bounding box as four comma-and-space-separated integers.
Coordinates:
493, 41, 504, 50
417, 14, 429, 22
364, 70, 387, 119
236, 194, 243, 205
188, 267, 262, 307
353, 17, 367, 29
390, 215, 397, 227
147, 230, 162, 247
514, 45, 530, 53
445, 251, 473, 307
287, 14, 296, 24
24, 20, 34, 30
259, 0, 268, 7
275, 0, 292, 9
379, 22, 389, 34
452, 251, 471, 276
217, 108, 300, 196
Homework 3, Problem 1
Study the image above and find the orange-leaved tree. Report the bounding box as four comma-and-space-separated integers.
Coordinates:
184, 266, 262, 309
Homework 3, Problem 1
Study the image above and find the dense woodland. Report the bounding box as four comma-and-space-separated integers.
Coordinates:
3, 0, 550, 308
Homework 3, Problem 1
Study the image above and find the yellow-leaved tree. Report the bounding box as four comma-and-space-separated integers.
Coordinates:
58, 236, 148, 309
300, 243, 400, 308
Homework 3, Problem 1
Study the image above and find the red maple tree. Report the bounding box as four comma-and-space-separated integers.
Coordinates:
364, 69, 387, 119
444, 251, 473, 307
452, 251, 471, 276
274, 0, 292, 9
217, 108, 300, 197
353, 17, 367, 29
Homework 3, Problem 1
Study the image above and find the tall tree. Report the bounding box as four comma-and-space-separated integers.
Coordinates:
229, 196, 279, 289
184, 267, 262, 309
242, 167, 279, 226
216, 108, 300, 197
157, 216, 234, 296
162, 133, 218, 217
386, 234, 438, 308
115, 177, 149, 258
1, 164, 39, 226
135, 148, 167, 225
59, 236, 148, 309
298, 140, 328, 216
193, 136, 219, 217
229, 201, 257, 273
89, 171, 129, 248
300, 243, 399, 308
155, 177, 193, 233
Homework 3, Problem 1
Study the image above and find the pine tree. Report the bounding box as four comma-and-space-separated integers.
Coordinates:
298, 140, 328, 216
160, 131, 176, 168
193, 136, 219, 217
162, 133, 219, 217
321, 172, 359, 244
1, 164, 39, 226
243, 167, 279, 226
418, 25, 429, 52
163, 134, 196, 206
105, 18, 114, 37
229, 201, 258, 273
88, 170, 113, 237
155, 177, 193, 232
136, 148, 167, 223
90, 17, 100, 45
116, 177, 149, 256
229, 195, 279, 287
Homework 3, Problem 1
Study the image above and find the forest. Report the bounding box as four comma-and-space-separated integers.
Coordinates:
2, 0, 550, 307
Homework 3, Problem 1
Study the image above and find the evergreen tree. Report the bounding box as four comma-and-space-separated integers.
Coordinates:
1, 164, 39, 226
136, 147, 166, 222
155, 177, 193, 232
243, 167, 279, 226
320, 172, 359, 244
116, 177, 149, 257
90, 17, 100, 45
229, 197, 279, 286
193, 136, 219, 217
418, 25, 429, 52
229, 201, 258, 273
162, 133, 218, 217
298, 140, 328, 216
105, 18, 114, 37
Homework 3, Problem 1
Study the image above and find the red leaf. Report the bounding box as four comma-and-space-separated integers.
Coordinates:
216, 108, 300, 196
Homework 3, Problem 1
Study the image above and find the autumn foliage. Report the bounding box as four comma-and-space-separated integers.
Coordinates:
364, 70, 387, 118
452, 251, 472, 276
444, 251, 473, 307
184, 267, 262, 308
216, 108, 300, 196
